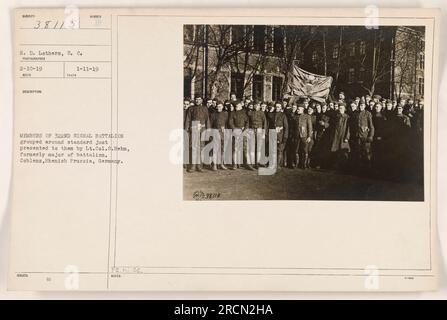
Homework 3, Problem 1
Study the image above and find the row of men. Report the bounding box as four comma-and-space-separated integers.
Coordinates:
183, 93, 424, 181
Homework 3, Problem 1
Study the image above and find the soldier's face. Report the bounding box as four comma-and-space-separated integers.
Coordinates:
308, 108, 314, 115
195, 98, 202, 105
275, 104, 282, 112
322, 105, 327, 112
375, 104, 382, 112
207, 100, 213, 107
351, 104, 357, 111
386, 103, 393, 110
297, 107, 304, 114
217, 104, 224, 112
236, 103, 243, 110
282, 101, 288, 108
230, 94, 237, 101
316, 105, 321, 112
261, 104, 267, 111
339, 93, 345, 100
183, 101, 190, 109
359, 103, 366, 111
304, 102, 309, 108
397, 106, 403, 114
254, 104, 261, 111
409, 100, 414, 105
291, 105, 297, 113
339, 106, 346, 114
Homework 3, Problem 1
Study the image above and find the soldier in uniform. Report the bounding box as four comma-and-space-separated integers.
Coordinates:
371, 102, 389, 174
244, 98, 252, 109
337, 91, 346, 104
285, 103, 298, 168
265, 102, 276, 160
368, 100, 376, 113
383, 99, 394, 119
185, 96, 210, 172
350, 101, 375, 171
183, 99, 191, 168
282, 98, 290, 113
206, 98, 214, 113
328, 103, 350, 170
313, 103, 331, 169
270, 102, 289, 169
389, 104, 412, 181
248, 101, 268, 168
348, 100, 358, 117
260, 101, 267, 113
210, 101, 229, 171
288, 103, 313, 169
307, 104, 317, 168
392, 99, 398, 109
228, 100, 250, 170
183, 99, 190, 129
404, 98, 416, 126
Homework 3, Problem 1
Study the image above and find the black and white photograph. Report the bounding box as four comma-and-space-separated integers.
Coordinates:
183, 24, 426, 201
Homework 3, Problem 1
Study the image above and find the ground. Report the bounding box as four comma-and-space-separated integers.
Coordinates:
183, 166, 424, 201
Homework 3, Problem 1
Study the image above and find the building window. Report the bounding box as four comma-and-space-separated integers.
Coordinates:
183, 25, 194, 42
359, 41, 366, 55
272, 76, 282, 102
332, 44, 339, 59
195, 25, 204, 43
358, 68, 365, 83
348, 68, 355, 83
312, 50, 318, 63
184, 68, 192, 99
253, 25, 265, 53
231, 72, 245, 99
231, 26, 245, 45
273, 27, 284, 55
252, 75, 264, 101
208, 25, 220, 45
348, 42, 356, 56
419, 53, 425, 69
418, 77, 424, 95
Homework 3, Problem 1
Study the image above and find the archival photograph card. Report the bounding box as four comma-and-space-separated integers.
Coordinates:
9, 7, 440, 291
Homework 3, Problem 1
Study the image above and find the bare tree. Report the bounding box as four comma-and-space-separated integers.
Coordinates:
183, 25, 272, 99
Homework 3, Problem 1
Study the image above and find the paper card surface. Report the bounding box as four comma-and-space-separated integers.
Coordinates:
9, 7, 440, 291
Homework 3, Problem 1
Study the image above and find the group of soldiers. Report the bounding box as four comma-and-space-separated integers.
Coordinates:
183, 91, 424, 182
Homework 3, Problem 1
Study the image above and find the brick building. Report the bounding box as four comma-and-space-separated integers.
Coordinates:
183, 25, 425, 102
